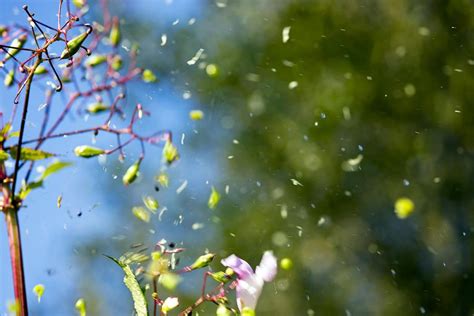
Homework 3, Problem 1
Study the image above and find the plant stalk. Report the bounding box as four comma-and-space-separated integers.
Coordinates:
4, 56, 42, 316
5, 207, 27, 316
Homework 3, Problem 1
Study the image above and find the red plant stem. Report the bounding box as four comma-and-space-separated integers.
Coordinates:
5, 207, 27, 316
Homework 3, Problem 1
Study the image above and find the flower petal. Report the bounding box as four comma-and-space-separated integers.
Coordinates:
236, 275, 264, 311
221, 254, 254, 279
255, 251, 277, 282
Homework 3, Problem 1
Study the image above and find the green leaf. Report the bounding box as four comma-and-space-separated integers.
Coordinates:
0, 150, 9, 161
74, 145, 105, 158
41, 160, 72, 180
60, 31, 90, 59
105, 256, 148, 316
142, 69, 157, 83
208, 186, 220, 209
9, 147, 55, 161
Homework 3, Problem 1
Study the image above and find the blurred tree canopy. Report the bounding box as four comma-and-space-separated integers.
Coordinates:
102, 0, 474, 315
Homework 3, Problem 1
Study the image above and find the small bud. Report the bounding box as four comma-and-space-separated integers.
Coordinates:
74, 145, 105, 158
75, 298, 86, 316
161, 297, 179, 314
86, 102, 109, 114
109, 17, 121, 47
33, 284, 45, 302
85, 54, 107, 67
189, 253, 215, 270
60, 30, 91, 59
142, 69, 157, 83
216, 304, 232, 316
122, 160, 141, 185
162, 141, 179, 164
4, 69, 14, 87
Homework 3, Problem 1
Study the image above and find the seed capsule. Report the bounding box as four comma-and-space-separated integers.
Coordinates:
60, 30, 91, 59
74, 145, 105, 158
122, 160, 140, 185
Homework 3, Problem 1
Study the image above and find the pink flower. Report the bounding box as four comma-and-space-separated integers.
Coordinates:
221, 251, 277, 311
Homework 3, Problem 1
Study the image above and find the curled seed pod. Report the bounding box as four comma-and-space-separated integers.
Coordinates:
5, 34, 27, 61
85, 54, 107, 67
122, 160, 141, 185
4, 69, 14, 87
86, 102, 109, 114
74, 145, 105, 158
109, 17, 121, 47
60, 30, 91, 59
189, 253, 215, 270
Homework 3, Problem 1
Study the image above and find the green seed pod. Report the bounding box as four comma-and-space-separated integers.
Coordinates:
60, 30, 90, 59
86, 102, 109, 114
142, 69, 157, 83
143, 195, 159, 212
162, 140, 178, 164
122, 160, 140, 185
189, 253, 215, 270
5, 34, 27, 61
85, 54, 107, 67
33, 65, 47, 75
211, 271, 232, 284
74, 145, 105, 158
109, 17, 121, 47
4, 69, 14, 87
111, 54, 123, 70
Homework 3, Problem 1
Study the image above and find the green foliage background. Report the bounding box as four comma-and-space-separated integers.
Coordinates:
90, 0, 474, 315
